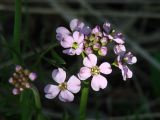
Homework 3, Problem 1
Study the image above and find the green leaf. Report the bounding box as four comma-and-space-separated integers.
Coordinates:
34, 43, 59, 66
43, 57, 57, 67
30, 85, 41, 110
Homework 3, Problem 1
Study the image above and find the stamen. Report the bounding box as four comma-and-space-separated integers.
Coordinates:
59, 82, 67, 91
72, 42, 78, 49
91, 66, 100, 75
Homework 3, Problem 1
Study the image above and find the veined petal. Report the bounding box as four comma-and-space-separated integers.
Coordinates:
60, 36, 74, 48
83, 54, 97, 68
52, 68, 66, 83
73, 31, 80, 40
56, 27, 70, 35
120, 65, 133, 81
124, 52, 137, 64
75, 48, 83, 55
67, 75, 81, 93
59, 90, 74, 102
63, 48, 76, 55
78, 67, 91, 80
44, 84, 60, 99
114, 45, 126, 55
99, 62, 112, 75
70, 19, 84, 31
91, 75, 108, 91
73, 31, 84, 44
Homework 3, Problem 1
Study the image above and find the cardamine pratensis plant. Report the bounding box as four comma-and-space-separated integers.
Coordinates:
9, 18, 137, 120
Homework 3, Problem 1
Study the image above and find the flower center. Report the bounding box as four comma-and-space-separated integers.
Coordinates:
91, 66, 100, 75
72, 42, 78, 49
59, 82, 67, 91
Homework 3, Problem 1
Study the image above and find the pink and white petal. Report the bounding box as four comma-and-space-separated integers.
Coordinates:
75, 47, 83, 55
56, 27, 70, 35
63, 48, 76, 55
99, 62, 112, 75
73, 31, 80, 40
52, 68, 66, 83
114, 45, 126, 55
120, 65, 133, 80
131, 56, 137, 64
83, 54, 97, 67
70, 19, 78, 31
126, 67, 133, 79
70, 19, 84, 31
78, 67, 91, 80
91, 75, 108, 91
59, 90, 74, 102
67, 75, 81, 93
44, 84, 60, 99
77, 34, 84, 44
60, 36, 74, 48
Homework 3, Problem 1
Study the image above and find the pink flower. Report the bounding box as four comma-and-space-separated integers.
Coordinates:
116, 52, 137, 80
61, 31, 84, 55
78, 54, 112, 91
113, 32, 125, 44
98, 46, 107, 56
114, 44, 126, 55
44, 68, 81, 102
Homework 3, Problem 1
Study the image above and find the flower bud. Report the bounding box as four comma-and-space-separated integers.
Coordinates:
15, 65, 22, 72
93, 43, 100, 51
85, 47, 93, 54
100, 37, 108, 46
29, 72, 37, 81
12, 88, 19, 95
98, 46, 107, 56
103, 22, 111, 34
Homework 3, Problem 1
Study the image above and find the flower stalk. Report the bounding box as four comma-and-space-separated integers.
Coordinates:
79, 81, 89, 120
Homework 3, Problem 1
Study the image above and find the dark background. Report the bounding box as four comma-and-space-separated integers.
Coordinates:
0, 0, 160, 120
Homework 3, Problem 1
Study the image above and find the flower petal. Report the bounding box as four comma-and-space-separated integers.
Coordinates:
124, 52, 137, 64
73, 31, 84, 44
99, 62, 112, 75
60, 36, 74, 48
120, 65, 133, 80
63, 48, 76, 55
75, 43, 83, 55
56, 27, 70, 35
75, 48, 83, 55
83, 54, 97, 67
70, 19, 84, 31
67, 75, 81, 93
91, 75, 108, 91
98, 46, 107, 56
52, 68, 66, 83
78, 67, 91, 80
114, 45, 126, 55
113, 32, 125, 44
59, 90, 74, 102
44, 84, 60, 99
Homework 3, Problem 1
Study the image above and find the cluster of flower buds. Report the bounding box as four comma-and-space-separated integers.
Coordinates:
44, 19, 137, 102
9, 65, 37, 95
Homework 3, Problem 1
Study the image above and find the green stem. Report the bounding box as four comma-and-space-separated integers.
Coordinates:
13, 0, 22, 64
79, 81, 89, 120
